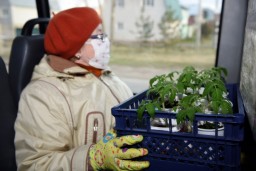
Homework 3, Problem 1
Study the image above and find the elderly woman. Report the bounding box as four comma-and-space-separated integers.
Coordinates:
14, 7, 149, 171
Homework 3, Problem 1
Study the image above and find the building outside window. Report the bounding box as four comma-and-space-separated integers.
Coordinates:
117, 0, 125, 7
117, 22, 124, 30
144, 0, 154, 7
0, 0, 223, 93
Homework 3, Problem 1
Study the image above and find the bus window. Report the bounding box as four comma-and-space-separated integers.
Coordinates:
50, 0, 223, 93
0, 0, 223, 94
99, 0, 223, 93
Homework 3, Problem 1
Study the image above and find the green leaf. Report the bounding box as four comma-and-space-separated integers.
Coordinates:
176, 82, 184, 92
146, 102, 156, 118
186, 108, 195, 121
211, 101, 220, 114
203, 82, 214, 96
214, 66, 228, 77
154, 102, 162, 110
177, 110, 186, 124
169, 89, 177, 103
212, 89, 223, 101
137, 105, 146, 121
167, 71, 178, 80
220, 100, 233, 114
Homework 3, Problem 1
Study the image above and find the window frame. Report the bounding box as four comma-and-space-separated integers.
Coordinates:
216, 0, 248, 83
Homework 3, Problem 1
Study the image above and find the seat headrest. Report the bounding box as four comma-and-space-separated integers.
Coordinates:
21, 18, 50, 36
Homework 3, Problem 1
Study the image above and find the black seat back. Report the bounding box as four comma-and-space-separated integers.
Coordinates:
8, 18, 49, 106
8, 35, 45, 106
0, 18, 49, 170
0, 57, 17, 171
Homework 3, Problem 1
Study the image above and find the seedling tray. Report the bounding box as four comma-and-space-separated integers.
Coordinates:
111, 84, 245, 171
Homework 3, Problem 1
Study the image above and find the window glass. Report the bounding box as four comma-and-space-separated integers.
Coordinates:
101, 0, 223, 93
0, 0, 223, 94
0, 0, 37, 63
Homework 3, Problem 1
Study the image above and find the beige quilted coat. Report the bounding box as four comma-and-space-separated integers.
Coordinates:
14, 55, 133, 171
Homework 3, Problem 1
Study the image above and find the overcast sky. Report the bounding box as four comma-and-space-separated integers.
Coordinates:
57, 0, 99, 9
179, 0, 223, 13
57, 0, 223, 13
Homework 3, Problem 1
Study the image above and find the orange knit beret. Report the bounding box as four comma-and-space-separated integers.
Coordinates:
44, 7, 101, 59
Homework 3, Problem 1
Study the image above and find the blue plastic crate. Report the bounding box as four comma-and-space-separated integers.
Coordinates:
111, 84, 245, 171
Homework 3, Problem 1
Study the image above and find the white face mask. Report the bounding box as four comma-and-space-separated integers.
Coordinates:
86, 37, 110, 69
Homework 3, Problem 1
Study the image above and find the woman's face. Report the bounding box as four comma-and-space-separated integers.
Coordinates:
74, 24, 103, 65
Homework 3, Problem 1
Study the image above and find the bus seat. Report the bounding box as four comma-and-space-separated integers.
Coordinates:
8, 35, 45, 107
0, 57, 17, 171
8, 18, 49, 107
21, 18, 49, 36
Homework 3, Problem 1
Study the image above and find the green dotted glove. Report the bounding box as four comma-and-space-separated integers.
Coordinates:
89, 129, 150, 171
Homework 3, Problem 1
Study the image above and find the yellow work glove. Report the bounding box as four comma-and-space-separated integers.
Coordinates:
89, 129, 150, 171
